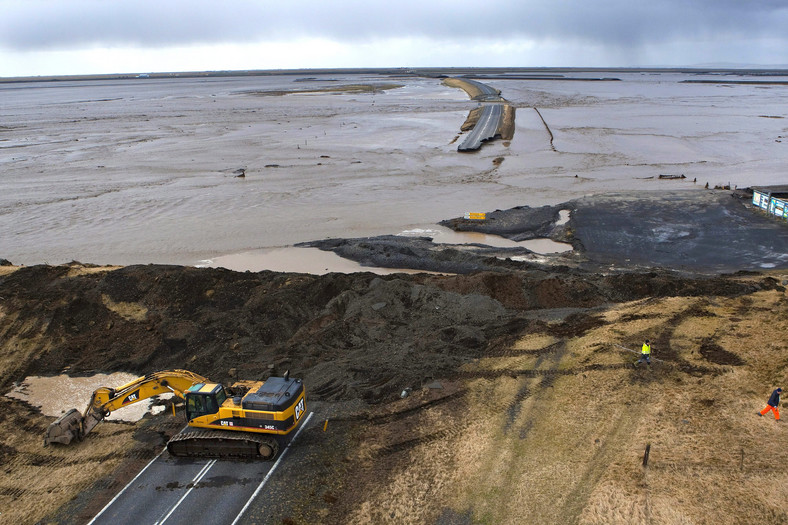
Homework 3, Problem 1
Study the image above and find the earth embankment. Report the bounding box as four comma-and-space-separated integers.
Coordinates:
2, 262, 787, 523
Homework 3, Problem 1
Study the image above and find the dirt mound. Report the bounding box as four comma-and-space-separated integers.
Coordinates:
0, 265, 777, 397
0, 265, 517, 400
1, 263, 786, 524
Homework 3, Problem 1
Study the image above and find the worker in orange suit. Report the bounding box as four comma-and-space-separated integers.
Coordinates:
759, 388, 782, 421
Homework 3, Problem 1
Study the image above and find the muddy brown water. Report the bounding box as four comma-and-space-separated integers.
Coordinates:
200, 227, 573, 274
2, 71, 787, 268
5, 373, 172, 421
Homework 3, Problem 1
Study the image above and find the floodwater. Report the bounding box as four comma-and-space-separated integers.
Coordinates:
2, 70, 787, 271
199, 246, 448, 275
200, 225, 573, 274
5, 373, 172, 421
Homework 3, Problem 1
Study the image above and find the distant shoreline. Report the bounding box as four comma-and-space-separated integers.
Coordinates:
3, 66, 788, 84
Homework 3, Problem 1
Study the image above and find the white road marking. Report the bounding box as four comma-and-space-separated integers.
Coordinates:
155, 459, 217, 525
87, 414, 314, 525
86, 448, 167, 525
231, 411, 315, 525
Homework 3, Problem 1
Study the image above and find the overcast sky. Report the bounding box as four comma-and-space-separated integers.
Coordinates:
2, 0, 787, 77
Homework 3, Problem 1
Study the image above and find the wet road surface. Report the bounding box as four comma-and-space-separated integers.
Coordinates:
458, 103, 504, 151
88, 413, 314, 525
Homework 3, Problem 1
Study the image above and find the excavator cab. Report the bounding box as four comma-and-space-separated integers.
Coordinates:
184, 383, 227, 421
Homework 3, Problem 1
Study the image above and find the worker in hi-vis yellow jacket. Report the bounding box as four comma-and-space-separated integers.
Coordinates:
637, 339, 652, 366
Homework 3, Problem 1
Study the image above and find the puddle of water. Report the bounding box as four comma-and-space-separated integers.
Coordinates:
5, 373, 172, 421
399, 225, 573, 254
522, 238, 573, 254
200, 247, 445, 275
557, 209, 571, 226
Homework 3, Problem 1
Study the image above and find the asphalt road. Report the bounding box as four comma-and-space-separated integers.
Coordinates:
457, 78, 501, 99
458, 103, 503, 151
88, 412, 314, 525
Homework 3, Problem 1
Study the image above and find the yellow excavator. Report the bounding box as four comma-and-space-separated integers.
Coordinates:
44, 369, 306, 460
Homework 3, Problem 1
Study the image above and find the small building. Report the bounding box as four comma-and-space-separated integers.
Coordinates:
752, 186, 788, 221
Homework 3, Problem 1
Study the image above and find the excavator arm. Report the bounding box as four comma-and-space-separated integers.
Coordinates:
44, 369, 210, 445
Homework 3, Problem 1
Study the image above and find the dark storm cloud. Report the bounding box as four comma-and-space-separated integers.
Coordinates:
2, 0, 787, 51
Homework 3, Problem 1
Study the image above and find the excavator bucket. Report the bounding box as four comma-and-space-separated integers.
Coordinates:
44, 408, 83, 446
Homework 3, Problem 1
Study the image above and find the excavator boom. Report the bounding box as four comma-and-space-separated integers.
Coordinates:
44, 370, 209, 446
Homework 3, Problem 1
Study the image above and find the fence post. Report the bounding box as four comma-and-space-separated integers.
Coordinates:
642, 443, 651, 468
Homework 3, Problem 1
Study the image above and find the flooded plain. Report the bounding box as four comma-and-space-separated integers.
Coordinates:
1, 70, 787, 271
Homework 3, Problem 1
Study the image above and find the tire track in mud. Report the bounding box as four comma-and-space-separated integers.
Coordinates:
327, 389, 468, 425
375, 427, 460, 457
559, 408, 645, 523
309, 377, 347, 400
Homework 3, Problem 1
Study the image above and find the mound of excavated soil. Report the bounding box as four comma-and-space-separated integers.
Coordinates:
1, 264, 777, 395
1, 261, 785, 523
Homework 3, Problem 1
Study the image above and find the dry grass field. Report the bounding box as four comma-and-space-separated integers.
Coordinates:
337, 278, 788, 524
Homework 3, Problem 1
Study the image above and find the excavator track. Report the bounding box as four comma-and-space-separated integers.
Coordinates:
166, 428, 280, 460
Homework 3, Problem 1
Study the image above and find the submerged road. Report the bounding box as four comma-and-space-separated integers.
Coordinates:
88, 412, 314, 525
458, 103, 503, 152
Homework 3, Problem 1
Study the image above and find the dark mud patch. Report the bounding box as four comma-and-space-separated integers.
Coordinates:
548, 313, 607, 338
435, 507, 474, 525
440, 203, 568, 243
0, 443, 18, 464
699, 339, 746, 366
435, 191, 788, 273
618, 312, 659, 322
299, 235, 543, 275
